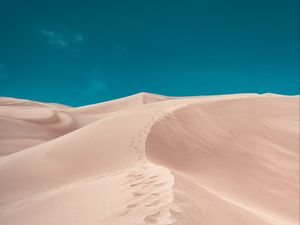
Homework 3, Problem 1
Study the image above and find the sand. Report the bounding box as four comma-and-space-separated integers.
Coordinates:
0, 93, 298, 225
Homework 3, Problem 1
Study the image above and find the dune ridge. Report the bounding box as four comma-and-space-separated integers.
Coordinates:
0, 93, 298, 225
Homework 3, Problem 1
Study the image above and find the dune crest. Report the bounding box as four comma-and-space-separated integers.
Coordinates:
0, 93, 298, 225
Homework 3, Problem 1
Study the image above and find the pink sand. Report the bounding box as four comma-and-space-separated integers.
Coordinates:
0, 93, 299, 225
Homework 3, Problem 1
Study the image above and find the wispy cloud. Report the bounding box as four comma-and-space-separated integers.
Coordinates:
0, 64, 8, 80
38, 25, 86, 49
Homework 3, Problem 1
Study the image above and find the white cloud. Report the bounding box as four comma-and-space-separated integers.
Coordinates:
38, 26, 86, 49
0, 64, 8, 80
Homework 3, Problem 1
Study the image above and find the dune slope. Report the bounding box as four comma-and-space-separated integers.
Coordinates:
0, 93, 298, 225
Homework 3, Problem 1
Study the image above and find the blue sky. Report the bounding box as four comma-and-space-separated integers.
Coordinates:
0, 0, 299, 106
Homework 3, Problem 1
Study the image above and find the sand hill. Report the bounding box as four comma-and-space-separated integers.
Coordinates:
0, 93, 298, 225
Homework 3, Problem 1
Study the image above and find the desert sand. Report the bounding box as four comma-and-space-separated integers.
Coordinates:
0, 93, 298, 225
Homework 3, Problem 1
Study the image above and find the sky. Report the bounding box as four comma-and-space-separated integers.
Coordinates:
0, 0, 299, 106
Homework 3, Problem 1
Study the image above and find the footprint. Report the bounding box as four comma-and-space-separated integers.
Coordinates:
154, 183, 165, 187
151, 193, 159, 196
145, 180, 156, 184
134, 176, 144, 181
127, 203, 138, 209
119, 209, 129, 216
133, 174, 144, 178
169, 209, 181, 217
141, 193, 159, 202
145, 200, 160, 207
130, 182, 143, 187
127, 174, 143, 179
144, 216, 157, 224
132, 191, 146, 197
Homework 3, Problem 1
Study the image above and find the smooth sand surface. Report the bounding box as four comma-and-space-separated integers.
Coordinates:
0, 93, 298, 225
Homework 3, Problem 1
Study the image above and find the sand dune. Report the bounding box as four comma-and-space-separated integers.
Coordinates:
0, 93, 298, 225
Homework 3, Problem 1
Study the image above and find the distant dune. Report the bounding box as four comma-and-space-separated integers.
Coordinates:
0, 93, 298, 225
